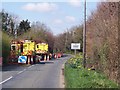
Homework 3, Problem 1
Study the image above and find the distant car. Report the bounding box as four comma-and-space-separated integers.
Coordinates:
60, 52, 63, 56
57, 53, 61, 58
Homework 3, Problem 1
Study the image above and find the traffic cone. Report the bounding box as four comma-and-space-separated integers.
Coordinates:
39, 56, 41, 62
57, 54, 58, 59
28, 56, 30, 65
44, 55, 46, 61
54, 54, 56, 59
47, 55, 49, 61
31, 56, 33, 64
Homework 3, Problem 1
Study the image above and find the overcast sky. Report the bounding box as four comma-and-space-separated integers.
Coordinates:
2, 0, 99, 35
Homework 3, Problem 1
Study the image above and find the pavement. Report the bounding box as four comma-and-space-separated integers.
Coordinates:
1, 54, 72, 89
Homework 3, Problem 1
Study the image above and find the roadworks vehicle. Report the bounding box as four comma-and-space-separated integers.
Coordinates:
35, 42, 49, 62
10, 40, 21, 63
10, 39, 49, 64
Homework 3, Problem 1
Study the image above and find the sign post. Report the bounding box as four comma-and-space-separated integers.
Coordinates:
71, 43, 80, 55
75, 49, 76, 55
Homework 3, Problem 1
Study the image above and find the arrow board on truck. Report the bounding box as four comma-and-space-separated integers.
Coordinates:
18, 56, 27, 63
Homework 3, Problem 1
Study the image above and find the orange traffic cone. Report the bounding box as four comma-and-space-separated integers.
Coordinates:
44, 55, 46, 62
31, 56, 33, 64
47, 55, 49, 61
39, 56, 41, 62
28, 56, 30, 65
54, 54, 56, 59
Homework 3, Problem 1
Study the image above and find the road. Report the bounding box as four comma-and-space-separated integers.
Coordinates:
2, 54, 72, 89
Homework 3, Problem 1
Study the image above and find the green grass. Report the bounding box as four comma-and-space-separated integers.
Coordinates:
65, 54, 119, 88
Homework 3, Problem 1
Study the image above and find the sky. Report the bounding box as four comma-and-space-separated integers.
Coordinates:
1, 0, 99, 35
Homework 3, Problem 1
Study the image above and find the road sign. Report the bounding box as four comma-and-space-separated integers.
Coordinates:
18, 56, 27, 63
71, 43, 80, 50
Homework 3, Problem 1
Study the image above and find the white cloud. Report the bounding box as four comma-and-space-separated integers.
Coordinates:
53, 16, 76, 25
22, 3, 58, 12
65, 16, 76, 23
53, 19, 63, 24
68, 0, 81, 7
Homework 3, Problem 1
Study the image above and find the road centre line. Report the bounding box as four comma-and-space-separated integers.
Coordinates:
1, 65, 35, 85
0, 76, 13, 85
17, 70, 24, 74
23, 69, 26, 71
28, 65, 32, 68
27, 64, 34, 68
17, 68, 27, 75
17, 65, 35, 74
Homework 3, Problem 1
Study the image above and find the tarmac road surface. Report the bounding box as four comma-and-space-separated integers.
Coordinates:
2, 54, 72, 89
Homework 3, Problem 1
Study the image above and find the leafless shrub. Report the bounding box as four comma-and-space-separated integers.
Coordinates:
86, 2, 120, 84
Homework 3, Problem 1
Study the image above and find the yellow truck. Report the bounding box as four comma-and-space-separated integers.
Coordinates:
35, 43, 48, 54
22, 40, 35, 56
10, 40, 49, 64
35, 43, 49, 62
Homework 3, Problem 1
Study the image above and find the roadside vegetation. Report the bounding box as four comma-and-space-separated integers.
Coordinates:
2, 31, 12, 64
1, 2, 120, 86
65, 54, 119, 88
0, 31, 2, 57
1, 10, 82, 64
1, 10, 55, 64
86, 2, 120, 84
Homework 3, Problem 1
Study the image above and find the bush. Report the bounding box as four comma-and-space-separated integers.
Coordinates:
0, 32, 1, 57
2, 32, 12, 64
67, 54, 83, 69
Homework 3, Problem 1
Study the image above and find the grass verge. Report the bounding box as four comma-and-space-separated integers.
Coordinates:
64, 54, 119, 88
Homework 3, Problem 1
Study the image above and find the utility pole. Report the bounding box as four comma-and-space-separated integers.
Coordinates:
83, 0, 86, 68
15, 29, 17, 39
15, 25, 18, 39
65, 29, 68, 52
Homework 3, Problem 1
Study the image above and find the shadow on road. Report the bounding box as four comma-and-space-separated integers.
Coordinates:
2, 64, 30, 72
37, 61, 54, 64
2, 54, 70, 72
2, 61, 54, 72
62, 54, 69, 57
45, 61, 54, 64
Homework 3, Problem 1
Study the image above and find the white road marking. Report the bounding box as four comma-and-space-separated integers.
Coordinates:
17, 70, 24, 74
1, 65, 36, 85
32, 65, 34, 66
28, 65, 34, 68
0, 76, 13, 85
28, 66, 32, 68
23, 69, 26, 71
17, 68, 27, 75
